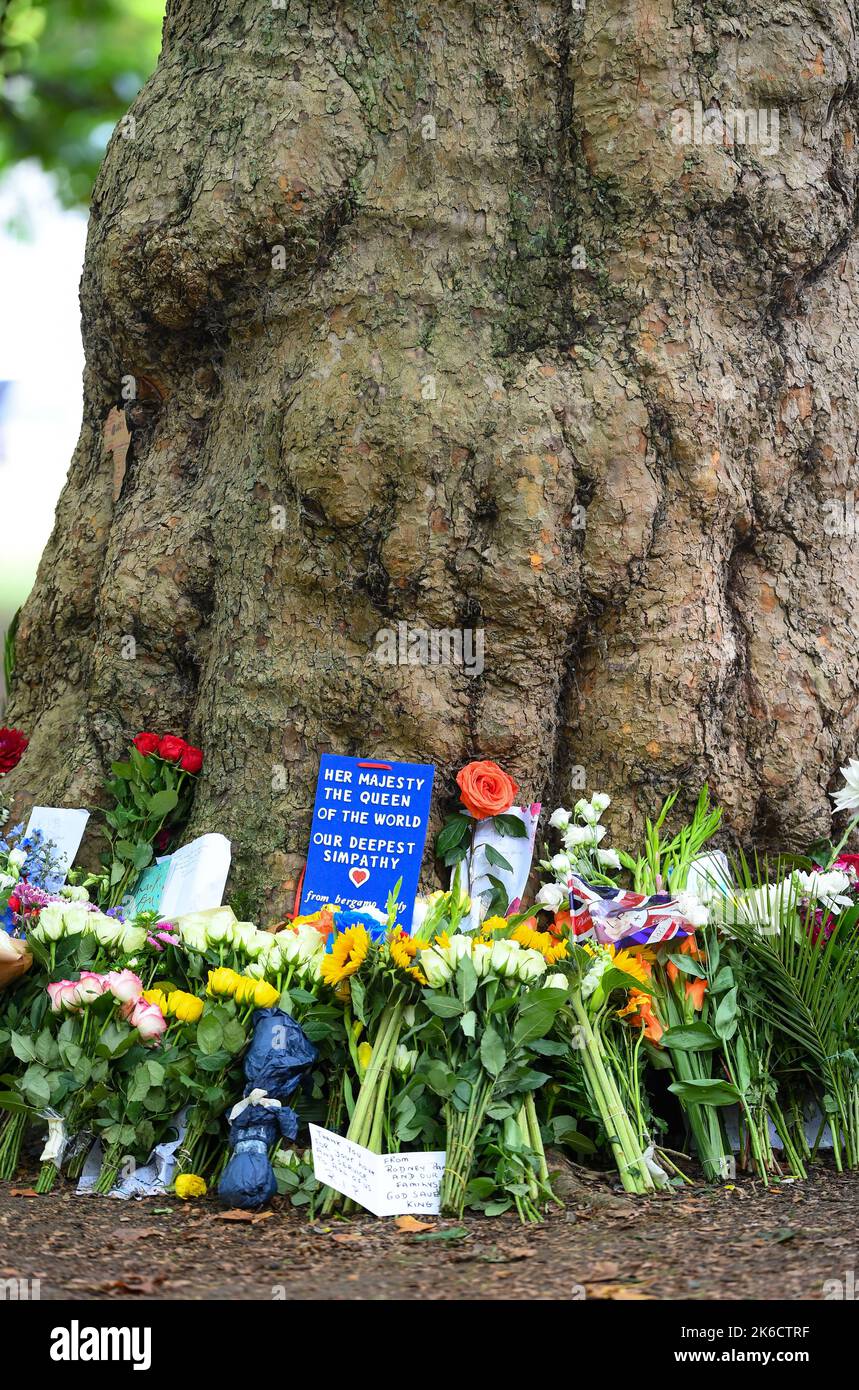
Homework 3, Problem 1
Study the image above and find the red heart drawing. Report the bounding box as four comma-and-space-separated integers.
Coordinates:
349, 867, 370, 888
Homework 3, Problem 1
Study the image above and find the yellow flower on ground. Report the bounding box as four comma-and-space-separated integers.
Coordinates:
320, 924, 370, 987
167, 990, 204, 1023
207, 967, 242, 997
143, 988, 169, 1012
252, 980, 280, 1008
175, 1174, 207, 1200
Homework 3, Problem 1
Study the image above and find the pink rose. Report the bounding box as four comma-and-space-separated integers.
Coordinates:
104, 969, 143, 1003
47, 973, 106, 1012
47, 979, 78, 1012
129, 999, 167, 1045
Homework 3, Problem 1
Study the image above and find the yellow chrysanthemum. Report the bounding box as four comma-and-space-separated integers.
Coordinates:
480, 915, 508, 937
320, 924, 370, 987
167, 990, 204, 1023
207, 967, 242, 997
432, 931, 451, 950
512, 923, 568, 964
175, 1173, 207, 1200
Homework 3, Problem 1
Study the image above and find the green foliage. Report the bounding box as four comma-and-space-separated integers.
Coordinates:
1, 0, 164, 207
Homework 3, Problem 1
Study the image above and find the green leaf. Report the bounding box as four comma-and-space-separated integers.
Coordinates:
484, 844, 513, 873
133, 841, 154, 870
480, 1024, 506, 1077
111, 761, 134, 779
196, 1015, 224, 1055
423, 994, 464, 1018
435, 815, 471, 855
148, 788, 179, 818
513, 990, 566, 1046
10, 1032, 36, 1063
460, 1010, 477, 1038
668, 1079, 740, 1107
664, 951, 706, 979
492, 814, 527, 838
456, 953, 478, 1006
714, 986, 739, 1040
661, 1022, 722, 1052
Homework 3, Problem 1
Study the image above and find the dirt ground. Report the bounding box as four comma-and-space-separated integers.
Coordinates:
2, 1160, 857, 1301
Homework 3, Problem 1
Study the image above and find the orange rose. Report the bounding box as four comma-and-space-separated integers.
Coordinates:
456, 759, 520, 819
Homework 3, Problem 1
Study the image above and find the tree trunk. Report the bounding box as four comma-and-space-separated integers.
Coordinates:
6, 1, 859, 913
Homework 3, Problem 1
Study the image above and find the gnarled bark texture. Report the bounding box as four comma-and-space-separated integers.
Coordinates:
6, 0, 859, 913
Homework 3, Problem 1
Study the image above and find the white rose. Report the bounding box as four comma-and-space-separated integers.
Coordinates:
244, 961, 266, 979
295, 925, 324, 963
536, 882, 567, 912
178, 922, 208, 953
205, 916, 235, 946
516, 949, 547, 982
7, 847, 27, 870
447, 934, 473, 966
34, 904, 66, 941
490, 938, 522, 978
548, 807, 571, 832
90, 913, 124, 948
63, 904, 95, 937
470, 940, 493, 978
545, 972, 568, 991
420, 945, 454, 988
117, 925, 147, 954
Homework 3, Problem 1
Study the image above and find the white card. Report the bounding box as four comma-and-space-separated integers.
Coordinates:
460, 804, 541, 930
309, 1124, 445, 1218
24, 806, 90, 891
156, 833, 231, 919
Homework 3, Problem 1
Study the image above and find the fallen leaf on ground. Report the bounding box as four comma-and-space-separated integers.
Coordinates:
395, 1216, 435, 1233
9, 1189, 38, 1198
217, 1209, 273, 1224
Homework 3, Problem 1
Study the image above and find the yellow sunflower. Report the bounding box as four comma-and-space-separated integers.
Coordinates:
321, 924, 370, 987
389, 930, 427, 985
608, 946, 651, 986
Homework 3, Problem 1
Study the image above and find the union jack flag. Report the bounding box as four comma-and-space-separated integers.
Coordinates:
567, 873, 696, 948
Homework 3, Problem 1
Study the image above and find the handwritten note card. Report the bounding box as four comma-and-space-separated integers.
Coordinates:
127, 833, 231, 918
24, 807, 90, 891
309, 1125, 445, 1218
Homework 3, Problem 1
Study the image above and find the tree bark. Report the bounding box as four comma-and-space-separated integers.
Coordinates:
6, 0, 859, 913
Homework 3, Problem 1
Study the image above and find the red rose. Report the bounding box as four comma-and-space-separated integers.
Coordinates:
180, 744, 203, 774
157, 735, 187, 763
0, 727, 28, 775
132, 731, 161, 756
